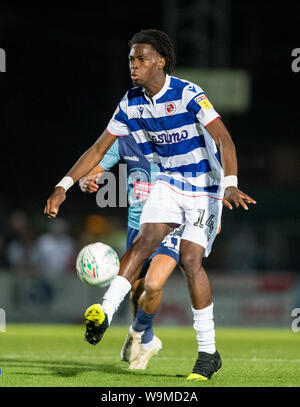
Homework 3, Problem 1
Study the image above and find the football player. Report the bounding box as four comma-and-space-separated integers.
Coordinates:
44, 29, 255, 380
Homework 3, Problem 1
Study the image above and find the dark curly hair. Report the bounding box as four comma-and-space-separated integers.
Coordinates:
128, 29, 176, 74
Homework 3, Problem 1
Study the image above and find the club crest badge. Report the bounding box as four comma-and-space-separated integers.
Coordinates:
165, 102, 176, 115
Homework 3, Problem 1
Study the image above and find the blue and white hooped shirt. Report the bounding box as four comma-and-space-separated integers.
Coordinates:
106, 75, 224, 195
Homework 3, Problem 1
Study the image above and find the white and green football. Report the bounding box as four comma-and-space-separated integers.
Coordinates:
76, 242, 120, 287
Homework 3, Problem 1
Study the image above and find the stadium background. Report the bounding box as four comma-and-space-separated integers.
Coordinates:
0, 1, 299, 330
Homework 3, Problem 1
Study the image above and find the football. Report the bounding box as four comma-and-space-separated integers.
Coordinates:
76, 242, 120, 287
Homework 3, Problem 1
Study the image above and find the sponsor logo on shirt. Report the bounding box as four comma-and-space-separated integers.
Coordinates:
133, 181, 154, 201
164, 101, 176, 115
150, 130, 188, 144
124, 155, 139, 161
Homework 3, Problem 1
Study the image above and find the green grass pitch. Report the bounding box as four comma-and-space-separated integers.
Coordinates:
0, 325, 299, 387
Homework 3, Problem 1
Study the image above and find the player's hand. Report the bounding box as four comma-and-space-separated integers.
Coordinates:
79, 174, 101, 193
223, 186, 256, 211
44, 187, 66, 218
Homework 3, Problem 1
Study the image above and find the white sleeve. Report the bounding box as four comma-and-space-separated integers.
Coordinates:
106, 93, 130, 136
183, 83, 220, 127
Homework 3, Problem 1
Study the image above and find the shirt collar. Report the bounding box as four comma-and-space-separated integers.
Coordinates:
142, 74, 171, 103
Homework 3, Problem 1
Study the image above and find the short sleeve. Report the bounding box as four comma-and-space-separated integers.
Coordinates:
183, 83, 220, 127
99, 140, 120, 170
106, 93, 130, 136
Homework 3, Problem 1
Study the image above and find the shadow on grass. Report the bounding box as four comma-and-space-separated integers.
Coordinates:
0, 358, 185, 379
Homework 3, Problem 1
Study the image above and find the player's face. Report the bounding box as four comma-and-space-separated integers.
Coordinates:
128, 44, 165, 87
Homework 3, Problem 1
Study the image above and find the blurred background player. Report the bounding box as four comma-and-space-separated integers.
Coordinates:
79, 133, 183, 370
44, 29, 256, 380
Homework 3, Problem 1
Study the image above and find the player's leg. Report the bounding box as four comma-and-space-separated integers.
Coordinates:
180, 241, 212, 309
84, 222, 175, 345
180, 242, 221, 381
121, 224, 182, 365
128, 254, 177, 369
84, 181, 183, 346
121, 228, 171, 363
130, 278, 145, 317
119, 276, 144, 362
140, 254, 177, 313
101, 222, 176, 318
123, 226, 147, 318
179, 193, 223, 381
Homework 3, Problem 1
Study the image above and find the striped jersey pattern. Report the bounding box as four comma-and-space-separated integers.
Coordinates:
107, 75, 224, 194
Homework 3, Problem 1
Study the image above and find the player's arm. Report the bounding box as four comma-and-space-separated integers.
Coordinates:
205, 117, 256, 210
79, 165, 106, 193
79, 139, 121, 193
44, 129, 116, 218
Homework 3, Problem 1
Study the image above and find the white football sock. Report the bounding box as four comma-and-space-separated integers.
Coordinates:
102, 275, 131, 325
129, 325, 144, 336
141, 338, 155, 350
192, 303, 216, 354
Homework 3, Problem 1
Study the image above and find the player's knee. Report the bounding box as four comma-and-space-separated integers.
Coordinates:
179, 250, 203, 277
144, 279, 162, 298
